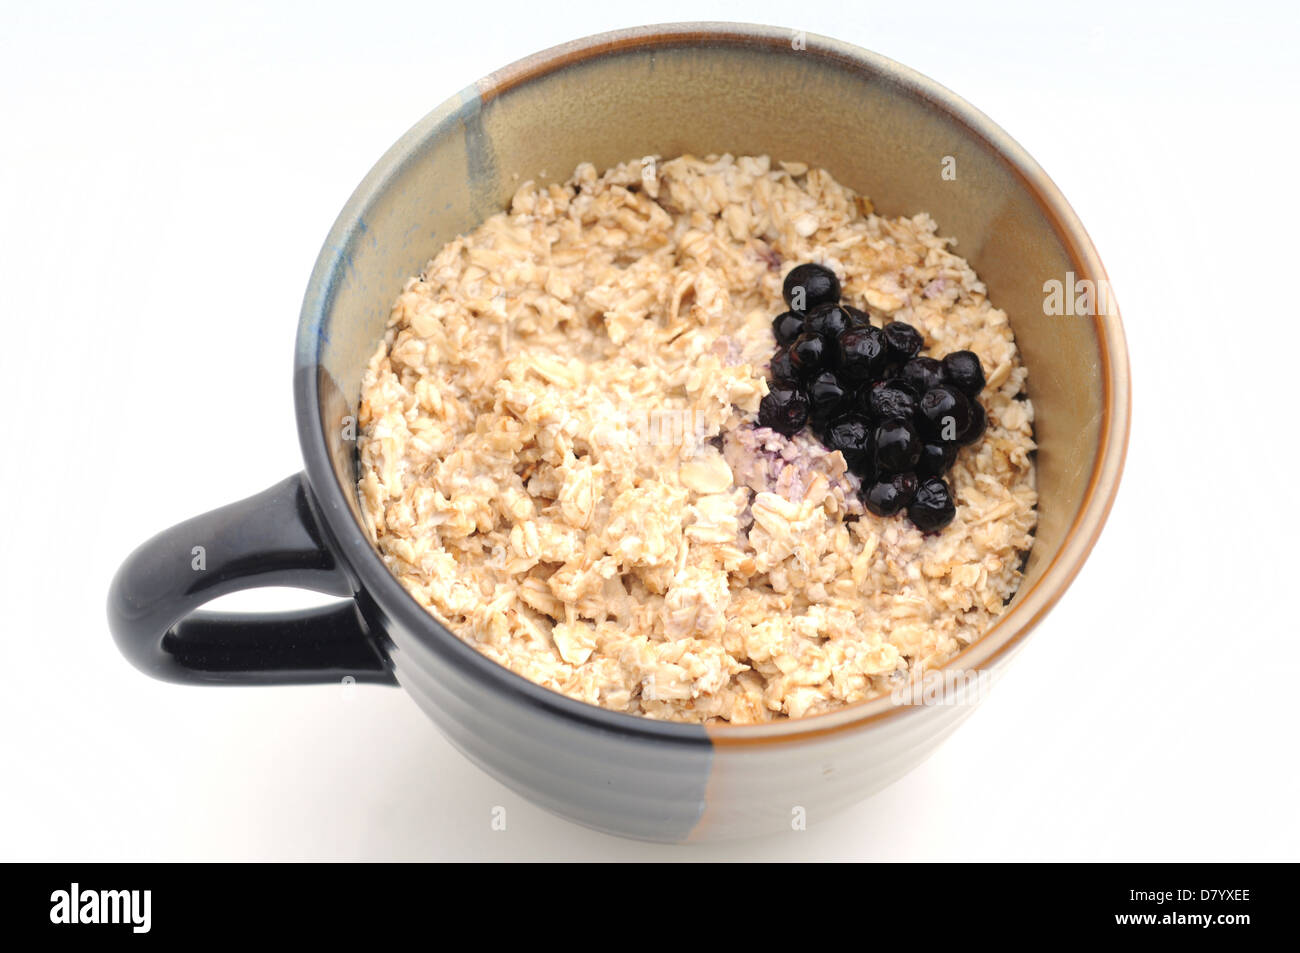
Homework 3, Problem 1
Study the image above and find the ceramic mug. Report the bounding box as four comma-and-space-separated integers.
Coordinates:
107, 22, 1130, 842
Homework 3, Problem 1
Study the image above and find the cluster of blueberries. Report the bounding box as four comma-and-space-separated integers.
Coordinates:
757, 263, 988, 532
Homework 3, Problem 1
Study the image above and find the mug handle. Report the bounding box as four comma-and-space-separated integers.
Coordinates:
107, 473, 395, 686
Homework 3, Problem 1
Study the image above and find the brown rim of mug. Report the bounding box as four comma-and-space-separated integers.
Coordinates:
393, 22, 1132, 745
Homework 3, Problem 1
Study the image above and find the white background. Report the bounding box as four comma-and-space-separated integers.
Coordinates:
2, 0, 1297, 861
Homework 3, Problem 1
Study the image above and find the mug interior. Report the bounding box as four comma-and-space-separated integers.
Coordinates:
297, 23, 1127, 735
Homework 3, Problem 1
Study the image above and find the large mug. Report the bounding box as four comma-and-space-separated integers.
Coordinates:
107, 22, 1130, 842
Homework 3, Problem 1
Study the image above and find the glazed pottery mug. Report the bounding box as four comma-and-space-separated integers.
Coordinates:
107, 22, 1130, 842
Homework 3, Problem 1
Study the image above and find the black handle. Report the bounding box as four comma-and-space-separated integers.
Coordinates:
107, 473, 395, 686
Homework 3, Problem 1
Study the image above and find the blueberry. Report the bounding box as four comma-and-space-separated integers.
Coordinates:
758, 383, 810, 436
805, 414, 830, 445
782, 263, 840, 310
878, 361, 905, 383
908, 477, 956, 531
863, 472, 919, 517
772, 310, 805, 347
892, 471, 919, 505
863, 480, 904, 517
789, 332, 830, 377
825, 413, 873, 470
807, 370, 849, 421
956, 399, 987, 446
882, 321, 924, 361
916, 441, 957, 477
805, 303, 853, 343
851, 456, 878, 482
837, 326, 889, 383
942, 350, 986, 396
873, 416, 921, 473
842, 305, 873, 329
864, 379, 918, 421
917, 385, 973, 442
769, 345, 797, 383
900, 356, 945, 394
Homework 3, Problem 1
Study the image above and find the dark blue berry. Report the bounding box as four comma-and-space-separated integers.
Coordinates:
842, 305, 872, 329
874, 416, 922, 473
864, 481, 903, 517
941, 350, 986, 396
825, 413, 873, 470
807, 371, 849, 421
882, 321, 924, 361
893, 471, 919, 504
769, 345, 797, 382
758, 383, 810, 436
837, 326, 889, 383
900, 356, 945, 394
806, 303, 853, 342
789, 332, 829, 377
782, 263, 840, 310
864, 471, 919, 517
908, 477, 956, 531
864, 379, 918, 421
772, 310, 805, 347
917, 385, 973, 442
956, 400, 987, 446
916, 441, 957, 477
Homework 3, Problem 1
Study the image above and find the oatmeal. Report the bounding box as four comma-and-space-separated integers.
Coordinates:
356, 154, 1037, 723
